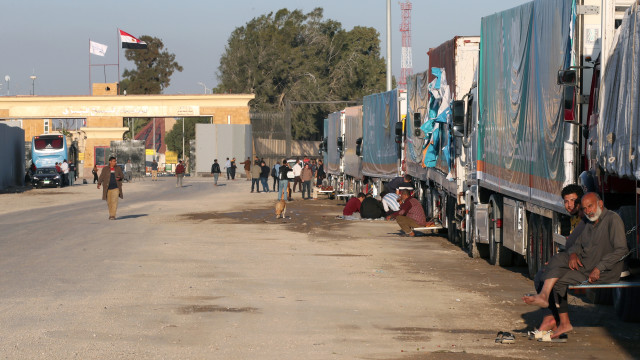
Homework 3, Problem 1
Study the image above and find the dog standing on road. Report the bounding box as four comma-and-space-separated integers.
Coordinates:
275, 199, 287, 219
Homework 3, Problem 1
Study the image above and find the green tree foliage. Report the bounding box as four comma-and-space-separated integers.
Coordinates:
122, 118, 151, 140
216, 8, 388, 139
165, 117, 211, 159
121, 36, 183, 94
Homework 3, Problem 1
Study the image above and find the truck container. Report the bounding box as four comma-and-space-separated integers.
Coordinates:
362, 89, 401, 182
343, 105, 364, 194
325, 110, 344, 192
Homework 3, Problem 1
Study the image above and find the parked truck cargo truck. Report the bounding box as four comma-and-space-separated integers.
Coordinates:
451, 0, 639, 321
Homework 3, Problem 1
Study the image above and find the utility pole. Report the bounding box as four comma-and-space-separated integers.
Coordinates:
386, 0, 392, 91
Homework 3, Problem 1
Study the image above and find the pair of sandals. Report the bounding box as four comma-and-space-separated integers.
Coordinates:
527, 329, 569, 343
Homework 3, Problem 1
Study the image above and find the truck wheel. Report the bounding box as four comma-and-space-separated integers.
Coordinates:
446, 196, 456, 244
614, 287, 640, 322
526, 213, 539, 279
488, 198, 512, 266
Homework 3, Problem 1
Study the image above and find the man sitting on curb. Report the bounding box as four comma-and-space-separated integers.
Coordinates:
523, 192, 628, 339
386, 189, 427, 237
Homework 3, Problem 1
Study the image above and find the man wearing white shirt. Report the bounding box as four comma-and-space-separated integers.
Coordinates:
60, 159, 69, 187
381, 191, 401, 216
225, 158, 231, 180
292, 160, 303, 193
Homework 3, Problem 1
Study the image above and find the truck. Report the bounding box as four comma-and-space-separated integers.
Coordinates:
342, 105, 364, 194
404, 36, 480, 244
444, 0, 639, 320
325, 110, 345, 193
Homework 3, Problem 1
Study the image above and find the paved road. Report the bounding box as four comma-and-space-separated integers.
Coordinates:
1, 177, 639, 359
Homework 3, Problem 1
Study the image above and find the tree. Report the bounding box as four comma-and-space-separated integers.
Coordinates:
165, 117, 211, 159
216, 8, 388, 139
121, 36, 183, 94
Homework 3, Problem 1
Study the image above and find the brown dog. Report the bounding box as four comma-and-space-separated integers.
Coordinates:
275, 199, 287, 219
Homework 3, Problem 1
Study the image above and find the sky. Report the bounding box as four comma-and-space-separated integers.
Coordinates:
1, 0, 529, 96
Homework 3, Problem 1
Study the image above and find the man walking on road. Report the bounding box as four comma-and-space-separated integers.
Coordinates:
151, 159, 158, 181
250, 158, 262, 193
211, 159, 221, 186
97, 156, 124, 220
259, 161, 270, 192
175, 160, 186, 187
292, 160, 303, 193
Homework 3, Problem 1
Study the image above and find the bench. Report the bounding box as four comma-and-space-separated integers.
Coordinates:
318, 190, 335, 200
336, 193, 354, 204
412, 224, 444, 234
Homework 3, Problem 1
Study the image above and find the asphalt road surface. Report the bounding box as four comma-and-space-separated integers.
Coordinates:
1, 176, 639, 359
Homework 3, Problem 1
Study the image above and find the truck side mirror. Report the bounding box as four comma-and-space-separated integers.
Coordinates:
451, 100, 465, 137
557, 69, 576, 86
413, 113, 421, 128
394, 121, 404, 143
355, 137, 363, 156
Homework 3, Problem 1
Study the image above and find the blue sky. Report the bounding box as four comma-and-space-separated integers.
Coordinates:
1, 0, 528, 96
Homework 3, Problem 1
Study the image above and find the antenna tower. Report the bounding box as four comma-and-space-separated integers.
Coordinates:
398, 0, 413, 90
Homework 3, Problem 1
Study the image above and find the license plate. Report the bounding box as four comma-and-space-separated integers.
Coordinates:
43, 180, 50, 184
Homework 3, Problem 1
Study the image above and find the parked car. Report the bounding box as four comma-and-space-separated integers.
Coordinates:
31, 167, 62, 188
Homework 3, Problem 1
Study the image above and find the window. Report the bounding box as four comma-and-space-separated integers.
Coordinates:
52, 118, 85, 131
43, 119, 50, 134
95, 146, 109, 167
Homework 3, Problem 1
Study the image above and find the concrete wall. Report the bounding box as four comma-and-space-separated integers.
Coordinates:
0, 123, 25, 190
195, 124, 252, 174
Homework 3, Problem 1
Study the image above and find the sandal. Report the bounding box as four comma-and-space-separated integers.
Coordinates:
528, 329, 552, 340
495, 331, 515, 344
538, 332, 568, 343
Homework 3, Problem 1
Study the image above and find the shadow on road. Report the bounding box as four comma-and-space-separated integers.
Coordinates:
117, 214, 149, 220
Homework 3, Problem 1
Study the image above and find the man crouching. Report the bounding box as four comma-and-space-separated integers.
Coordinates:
386, 189, 427, 237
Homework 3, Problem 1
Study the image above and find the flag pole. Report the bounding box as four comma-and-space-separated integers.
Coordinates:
89, 38, 92, 95
117, 28, 120, 94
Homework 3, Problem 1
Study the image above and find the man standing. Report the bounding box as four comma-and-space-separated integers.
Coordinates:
316, 160, 325, 187
225, 158, 231, 180
124, 159, 133, 182
241, 157, 252, 181
271, 162, 280, 192
230, 158, 237, 180
300, 163, 313, 200
523, 192, 628, 339
259, 161, 270, 192
68, 162, 76, 186
60, 159, 69, 187
151, 159, 158, 181
278, 160, 291, 201
387, 189, 427, 237
292, 160, 303, 192
97, 156, 124, 220
211, 159, 221, 186
250, 159, 262, 193
175, 160, 186, 187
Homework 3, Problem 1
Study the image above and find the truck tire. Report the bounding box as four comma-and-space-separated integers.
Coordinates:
446, 196, 456, 244
488, 198, 512, 266
526, 213, 539, 279
614, 287, 640, 322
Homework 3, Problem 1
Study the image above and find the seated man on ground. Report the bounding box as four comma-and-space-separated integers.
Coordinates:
386, 189, 427, 236
523, 192, 628, 338
381, 191, 401, 216
360, 193, 386, 219
342, 192, 366, 219
533, 184, 585, 337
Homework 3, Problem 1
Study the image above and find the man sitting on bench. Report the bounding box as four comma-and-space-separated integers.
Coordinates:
523, 192, 628, 339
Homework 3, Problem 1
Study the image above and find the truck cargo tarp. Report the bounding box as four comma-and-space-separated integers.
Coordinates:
326, 111, 341, 175
599, 5, 640, 180
362, 89, 399, 178
422, 68, 453, 174
479, 0, 574, 207
405, 71, 430, 180
343, 106, 363, 180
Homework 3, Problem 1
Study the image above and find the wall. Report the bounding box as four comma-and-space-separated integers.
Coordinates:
194, 124, 252, 175
0, 123, 26, 190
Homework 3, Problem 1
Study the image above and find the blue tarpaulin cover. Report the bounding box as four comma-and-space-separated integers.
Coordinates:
362, 89, 399, 178
478, 0, 574, 208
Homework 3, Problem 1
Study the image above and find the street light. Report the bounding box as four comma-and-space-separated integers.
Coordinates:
4, 75, 9, 95
197, 82, 209, 94
30, 75, 36, 95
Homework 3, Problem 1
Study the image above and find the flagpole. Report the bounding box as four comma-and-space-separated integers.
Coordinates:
89, 38, 92, 95
117, 28, 120, 94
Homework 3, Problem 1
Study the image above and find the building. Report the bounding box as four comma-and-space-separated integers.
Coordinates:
0, 83, 254, 177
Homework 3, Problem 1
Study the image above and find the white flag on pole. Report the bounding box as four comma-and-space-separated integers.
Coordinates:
89, 41, 108, 56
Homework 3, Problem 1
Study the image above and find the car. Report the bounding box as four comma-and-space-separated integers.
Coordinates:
31, 167, 62, 188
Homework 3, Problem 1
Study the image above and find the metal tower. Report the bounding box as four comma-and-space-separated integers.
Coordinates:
398, 0, 413, 90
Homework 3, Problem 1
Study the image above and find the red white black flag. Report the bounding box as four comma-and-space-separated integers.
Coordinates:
119, 29, 148, 49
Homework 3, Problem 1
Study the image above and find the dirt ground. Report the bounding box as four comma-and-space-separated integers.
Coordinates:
0, 177, 639, 359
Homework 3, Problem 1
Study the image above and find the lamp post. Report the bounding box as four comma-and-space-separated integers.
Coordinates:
30, 75, 36, 95
197, 82, 209, 94
182, 117, 185, 161
4, 75, 9, 95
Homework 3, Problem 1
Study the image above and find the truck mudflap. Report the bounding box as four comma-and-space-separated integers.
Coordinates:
502, 197, 526, 256
475, 203, 489, 244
